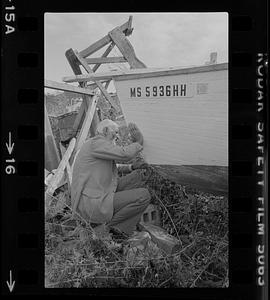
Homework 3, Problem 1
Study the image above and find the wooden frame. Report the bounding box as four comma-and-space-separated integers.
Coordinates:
74, 50, 118, 111
45, 16, 147, 215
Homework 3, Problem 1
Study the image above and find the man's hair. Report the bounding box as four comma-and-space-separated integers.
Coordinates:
96, 119, 119, 135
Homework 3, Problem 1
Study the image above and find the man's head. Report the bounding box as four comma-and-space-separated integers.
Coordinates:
96, 119, 119, 141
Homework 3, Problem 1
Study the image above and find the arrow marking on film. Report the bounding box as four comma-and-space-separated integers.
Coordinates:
6, 132, 14, 155
6, 270, 15, 292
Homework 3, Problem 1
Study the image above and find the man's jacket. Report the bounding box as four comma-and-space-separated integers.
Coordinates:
71, 135, 143, 223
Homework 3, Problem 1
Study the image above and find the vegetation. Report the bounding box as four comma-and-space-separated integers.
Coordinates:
45, 165, 228, 288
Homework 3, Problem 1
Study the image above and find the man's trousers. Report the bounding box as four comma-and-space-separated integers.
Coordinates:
107, 170, 151, 235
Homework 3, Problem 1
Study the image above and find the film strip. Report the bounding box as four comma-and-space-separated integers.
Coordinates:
1, 1, 268, 298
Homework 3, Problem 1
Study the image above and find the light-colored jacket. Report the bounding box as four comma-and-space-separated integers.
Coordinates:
71, 135, 143, 223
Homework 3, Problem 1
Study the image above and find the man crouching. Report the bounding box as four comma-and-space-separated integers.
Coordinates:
71, 119, 150, 236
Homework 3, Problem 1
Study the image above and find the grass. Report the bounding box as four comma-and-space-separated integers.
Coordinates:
45, 165, 228, 288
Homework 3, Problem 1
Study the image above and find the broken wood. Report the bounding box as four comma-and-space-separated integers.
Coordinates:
138, 222, 182, 254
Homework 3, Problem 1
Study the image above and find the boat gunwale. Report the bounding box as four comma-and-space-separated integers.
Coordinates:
62, 63, 228, 83
113, 62, 228, 81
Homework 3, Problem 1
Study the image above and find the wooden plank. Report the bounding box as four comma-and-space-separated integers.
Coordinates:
92, 42, 115, 72
74, 51, 118, 111
109, 27, 146, 69
65, 48, 94, 136
138, 222, 181, 254
59, 144, 72, 198
74, 92, 99, 153
45, 138, 76, 213
46, 137, 76, 195
60, 144, 73, 184
79, 16, 133, 58
63, 63, 229, 83
79, 35, 112, 60
45, 79, 95, 96
65, 48, 84, 87
85, 56, 127, 65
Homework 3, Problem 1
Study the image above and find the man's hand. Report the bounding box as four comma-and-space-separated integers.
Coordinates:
132, 160, 149, 170
128, 123, 144, 146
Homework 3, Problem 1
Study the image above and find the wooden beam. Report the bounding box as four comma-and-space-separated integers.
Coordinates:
65, 49, 84, 87
93, 42, 115, 73
45, 138, 76, 214
79, 35, 111, 60
65, 48, 95, 136
109, 27, 146, 69
69, 93, 99, 169
45, 79, 95, 96
85, 56, 127, 65
79, 16, 133, 58
63, 63, 229, 83
74, 51, 118, 111
74, 93, 99, 153
60, 144, 73, 184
